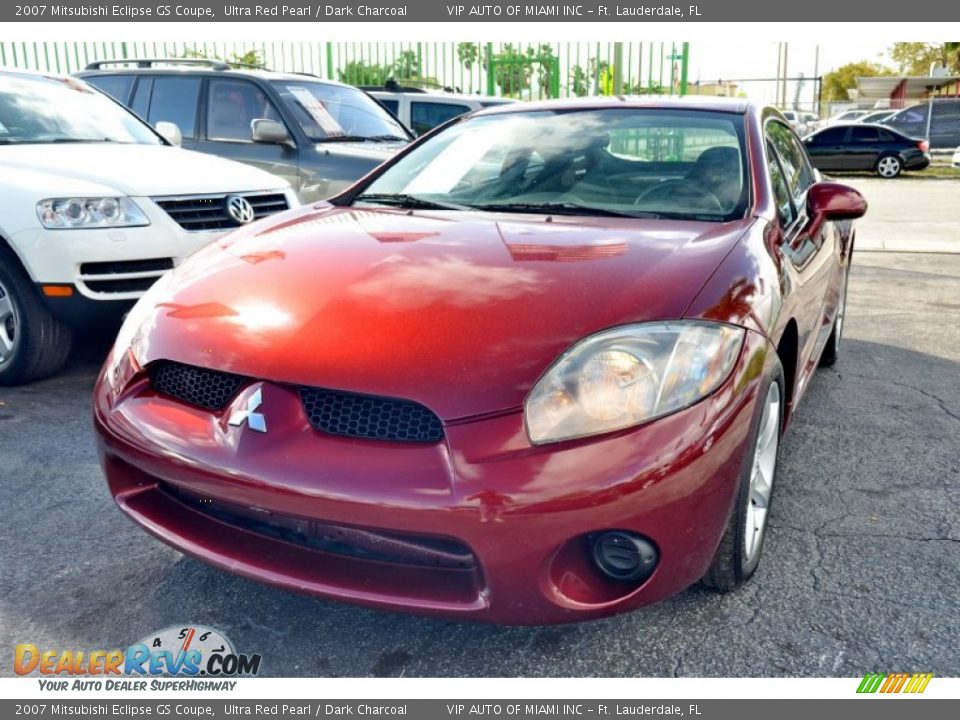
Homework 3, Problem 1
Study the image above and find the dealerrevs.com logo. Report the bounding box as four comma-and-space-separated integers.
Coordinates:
14, 625, 262, 687
857, 672, 934, 694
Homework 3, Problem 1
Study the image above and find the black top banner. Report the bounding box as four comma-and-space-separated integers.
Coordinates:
5, 0, 960, 22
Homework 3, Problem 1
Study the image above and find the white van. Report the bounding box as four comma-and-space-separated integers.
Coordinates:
365, 85, 516, 135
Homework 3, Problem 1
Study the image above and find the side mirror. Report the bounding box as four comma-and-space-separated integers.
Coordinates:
807, 181, 867, 221
251, 119, 293, 147
154, 121, 182, 147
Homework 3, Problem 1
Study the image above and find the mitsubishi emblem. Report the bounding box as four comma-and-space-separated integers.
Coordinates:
228, 388, 267, 433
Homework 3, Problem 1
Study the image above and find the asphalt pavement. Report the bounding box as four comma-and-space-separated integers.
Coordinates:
843, 177, 960, 253
1, 251, 958, 678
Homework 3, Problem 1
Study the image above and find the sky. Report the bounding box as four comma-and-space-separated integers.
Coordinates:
688, 40, 898, 110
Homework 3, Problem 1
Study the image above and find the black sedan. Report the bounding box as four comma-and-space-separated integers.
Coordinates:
803, 124, 930, 178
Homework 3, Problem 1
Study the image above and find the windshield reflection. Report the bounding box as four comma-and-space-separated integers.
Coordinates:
353, 108, 750, 222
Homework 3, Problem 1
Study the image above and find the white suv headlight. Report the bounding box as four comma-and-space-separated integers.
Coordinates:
525, 321, 745, 445
36, 197, 149, 229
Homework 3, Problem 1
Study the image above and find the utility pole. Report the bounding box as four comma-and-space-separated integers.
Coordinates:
781, 42, 789, 107
775, 43, 782, 107
813, 44, 820, 116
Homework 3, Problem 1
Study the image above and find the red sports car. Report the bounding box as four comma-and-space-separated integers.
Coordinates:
94, 98, 866, 624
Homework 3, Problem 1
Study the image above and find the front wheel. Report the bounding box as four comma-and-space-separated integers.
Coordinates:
875, 154, 902, 178
702, 359, 784, 592
0, 257, 72, 386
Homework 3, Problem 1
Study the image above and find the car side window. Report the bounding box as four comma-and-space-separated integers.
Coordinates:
852, 126, 881, 142
767, 121, 814, 207
766, 142, 796, 229
86, 75, 134, 103
130, 78, 152, 119
410, 102, 471, 136
811, 127, 847, 145
207, 78, 285, 142
378, 98, 399, 116
147, 76, 201, 139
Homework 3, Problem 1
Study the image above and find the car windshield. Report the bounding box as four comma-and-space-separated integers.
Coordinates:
0, 74, 161, 145
271, 80, 408, 142
353, 108, 749, 221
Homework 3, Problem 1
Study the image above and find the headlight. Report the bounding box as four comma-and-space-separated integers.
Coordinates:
36, 197, 149, 229
525, 321, 745, 445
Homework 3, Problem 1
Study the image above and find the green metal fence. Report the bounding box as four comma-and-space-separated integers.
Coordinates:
0, 41, 690, 99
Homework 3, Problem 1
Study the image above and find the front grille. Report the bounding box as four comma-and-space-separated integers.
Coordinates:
163, 483, 476, 570
299, 386, 444, 443
83, 277, 159, 294
147, 360, 445, 443
80, 258, 174, 275
154, 192, 289, 231
150, 361, 250, 411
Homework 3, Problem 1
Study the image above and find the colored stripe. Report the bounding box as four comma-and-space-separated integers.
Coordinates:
903, 674, 921, 694
916, 673, 933, 693
892, 673, 909, 693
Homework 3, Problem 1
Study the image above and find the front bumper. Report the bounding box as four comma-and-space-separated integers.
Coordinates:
94, 330, 772, 625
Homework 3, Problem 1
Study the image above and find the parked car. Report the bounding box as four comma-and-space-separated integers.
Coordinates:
94, 99, 867, 624
363, 83, 516, 135
803, 123, 930, 177
881, 98, 960, 150
857, 110, 894, 125
953, 146, 960, 168
822, 109, 870, 127
77, 59, 412, 203
780, 110, 818, 136
0, 69, 296, 385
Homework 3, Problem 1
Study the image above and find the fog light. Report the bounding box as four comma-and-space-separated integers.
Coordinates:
591, 531, 658, 582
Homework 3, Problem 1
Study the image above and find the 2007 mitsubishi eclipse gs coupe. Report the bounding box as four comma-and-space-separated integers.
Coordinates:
94, 98, 867, 624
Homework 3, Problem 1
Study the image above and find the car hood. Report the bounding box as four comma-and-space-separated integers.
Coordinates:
313, 140, 407, 159
134, 205, 752, 420
0, 143, 289, 196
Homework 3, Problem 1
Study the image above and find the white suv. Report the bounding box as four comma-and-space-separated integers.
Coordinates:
0, 70, 297, 385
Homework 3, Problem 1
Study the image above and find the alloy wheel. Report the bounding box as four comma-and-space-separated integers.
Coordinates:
744, 381, 781, 563
877, 156, 901, 178
0, 279, 17, 367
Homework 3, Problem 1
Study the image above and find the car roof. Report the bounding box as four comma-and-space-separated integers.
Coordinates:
76, 60, 355, 89
471, 95, 754, 117
369, 89, 513, 103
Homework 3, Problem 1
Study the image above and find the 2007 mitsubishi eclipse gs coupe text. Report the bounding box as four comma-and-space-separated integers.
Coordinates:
94, 98, 867, 624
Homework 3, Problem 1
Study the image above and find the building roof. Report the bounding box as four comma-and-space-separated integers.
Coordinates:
855, 75, 960, 101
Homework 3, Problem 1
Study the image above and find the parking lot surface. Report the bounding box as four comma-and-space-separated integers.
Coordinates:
844, 177, 960, 253
1, 251, 958, 678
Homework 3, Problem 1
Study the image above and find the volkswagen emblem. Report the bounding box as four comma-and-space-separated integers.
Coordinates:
225, 195, 256, 225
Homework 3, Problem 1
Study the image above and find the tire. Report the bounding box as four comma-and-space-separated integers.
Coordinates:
0, 249, 72, 386
875, 154, 902, 178
819, 264, 849, 368
702, 358, 784, 592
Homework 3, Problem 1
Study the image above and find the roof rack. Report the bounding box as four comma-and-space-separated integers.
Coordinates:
83, 58, 267, 72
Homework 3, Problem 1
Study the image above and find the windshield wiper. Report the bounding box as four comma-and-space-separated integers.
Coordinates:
316, 134, 405, 144
353, 193, 473, 211
33, 138, 118, 144
470, 202, 656, 219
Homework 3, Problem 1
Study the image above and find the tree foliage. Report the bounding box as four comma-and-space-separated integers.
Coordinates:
889, 42, 960, 75
181, 48, 264, 68
822, 61, 894, 102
